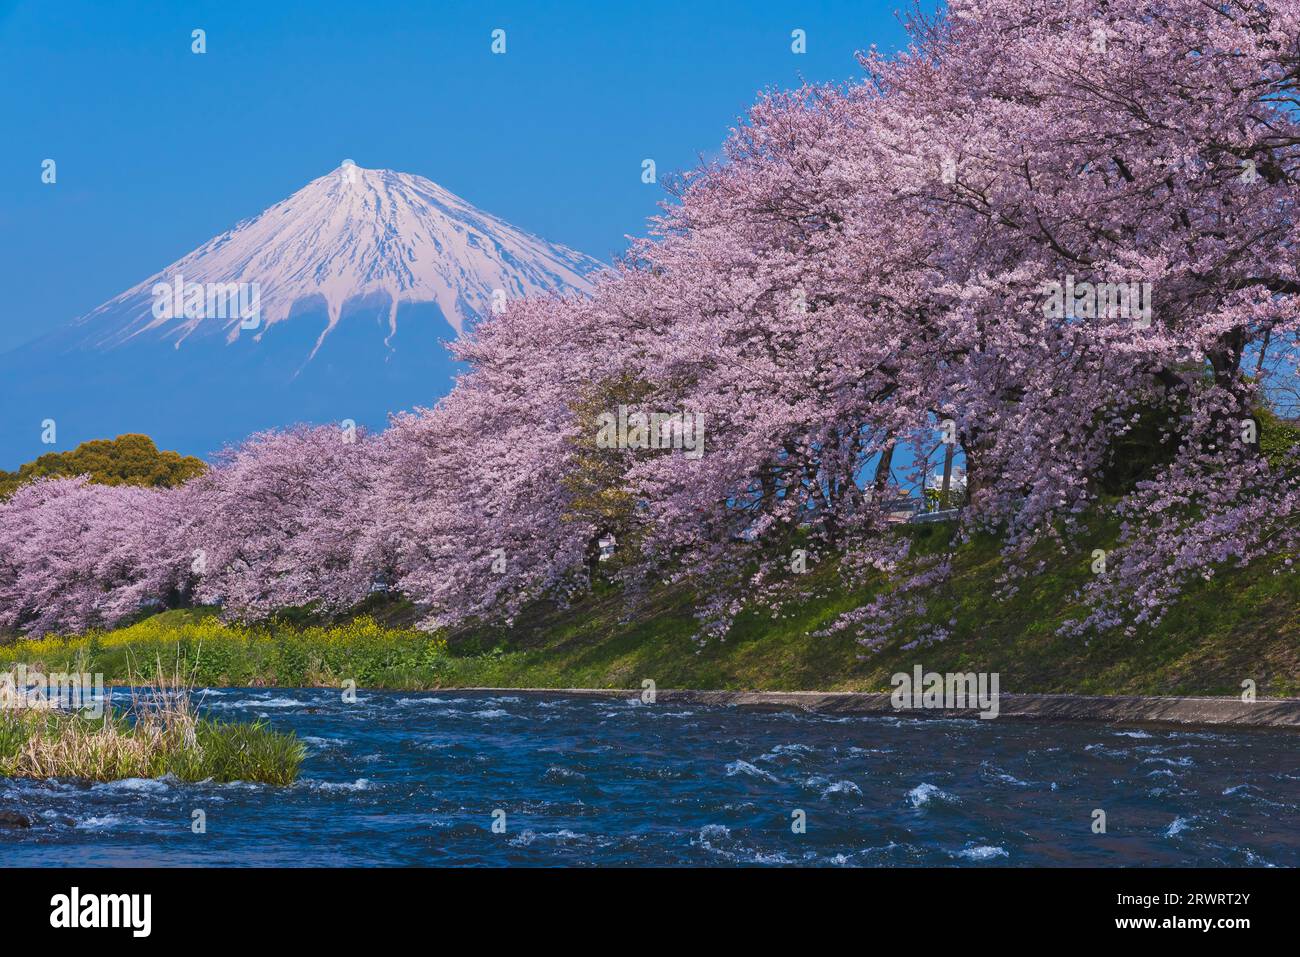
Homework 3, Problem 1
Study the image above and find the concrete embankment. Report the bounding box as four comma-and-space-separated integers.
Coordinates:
468, 688, 1300, 729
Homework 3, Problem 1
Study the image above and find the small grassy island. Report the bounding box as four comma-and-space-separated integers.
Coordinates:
0, 673, 304, 785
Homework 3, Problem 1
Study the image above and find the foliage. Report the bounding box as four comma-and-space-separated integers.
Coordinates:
1, 0, 1298, 652
0, 477, 194, 636
0, 434, 206, 498
7, 613, 451, 689
6, 532, 1296, 697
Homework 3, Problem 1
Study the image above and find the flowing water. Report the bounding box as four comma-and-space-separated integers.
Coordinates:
2, 689, 1296, 866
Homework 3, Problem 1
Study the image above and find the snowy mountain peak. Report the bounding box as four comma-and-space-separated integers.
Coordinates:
69, 164, 604, 352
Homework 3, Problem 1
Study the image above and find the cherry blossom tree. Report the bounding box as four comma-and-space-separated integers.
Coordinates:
850, 0, 1300, 632
0, 477, 192, 635
370, 293, 625, 627
185, 425, 383, 618
4, 0, 1297, 643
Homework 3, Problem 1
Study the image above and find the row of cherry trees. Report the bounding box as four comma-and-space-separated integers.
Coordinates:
3, 0, 1297, 639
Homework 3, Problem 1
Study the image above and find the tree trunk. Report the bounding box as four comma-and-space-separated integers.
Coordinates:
872, 435, 896, 497
940, 440, 955, 509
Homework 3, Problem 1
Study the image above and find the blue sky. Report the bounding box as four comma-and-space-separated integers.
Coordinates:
0, 0, 914, 353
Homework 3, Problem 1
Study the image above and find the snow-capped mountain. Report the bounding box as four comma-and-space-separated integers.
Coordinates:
69, 163, 602, 352
0, 164, 604, 466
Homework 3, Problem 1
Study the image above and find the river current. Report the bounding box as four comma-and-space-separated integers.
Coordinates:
2, 689, 1296, 866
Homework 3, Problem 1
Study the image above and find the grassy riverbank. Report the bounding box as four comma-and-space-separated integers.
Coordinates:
4, 525, 1297, 697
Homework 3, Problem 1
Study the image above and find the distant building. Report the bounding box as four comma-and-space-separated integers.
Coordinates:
926, 466, 967, 494
598, 533, 617, 561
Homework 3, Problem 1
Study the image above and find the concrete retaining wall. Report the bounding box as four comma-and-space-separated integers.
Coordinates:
468, 688, 1300, 729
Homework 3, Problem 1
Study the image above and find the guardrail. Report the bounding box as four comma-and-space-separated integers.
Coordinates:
911, 508, 960, 524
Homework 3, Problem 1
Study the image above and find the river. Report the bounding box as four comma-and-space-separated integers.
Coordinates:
2, 689, 1296, 866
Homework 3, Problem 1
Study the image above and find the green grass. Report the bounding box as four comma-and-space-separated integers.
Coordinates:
5, 614, 451, 690
0, 702, 304, 784
436, 527, 1300, 697
3, 526, 1297, 697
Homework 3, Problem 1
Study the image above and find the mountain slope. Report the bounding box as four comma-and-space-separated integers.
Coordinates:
67, 163, 601, 350
0, 164, 603, 466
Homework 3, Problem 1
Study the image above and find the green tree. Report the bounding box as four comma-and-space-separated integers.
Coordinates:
0, 434, 207, 498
